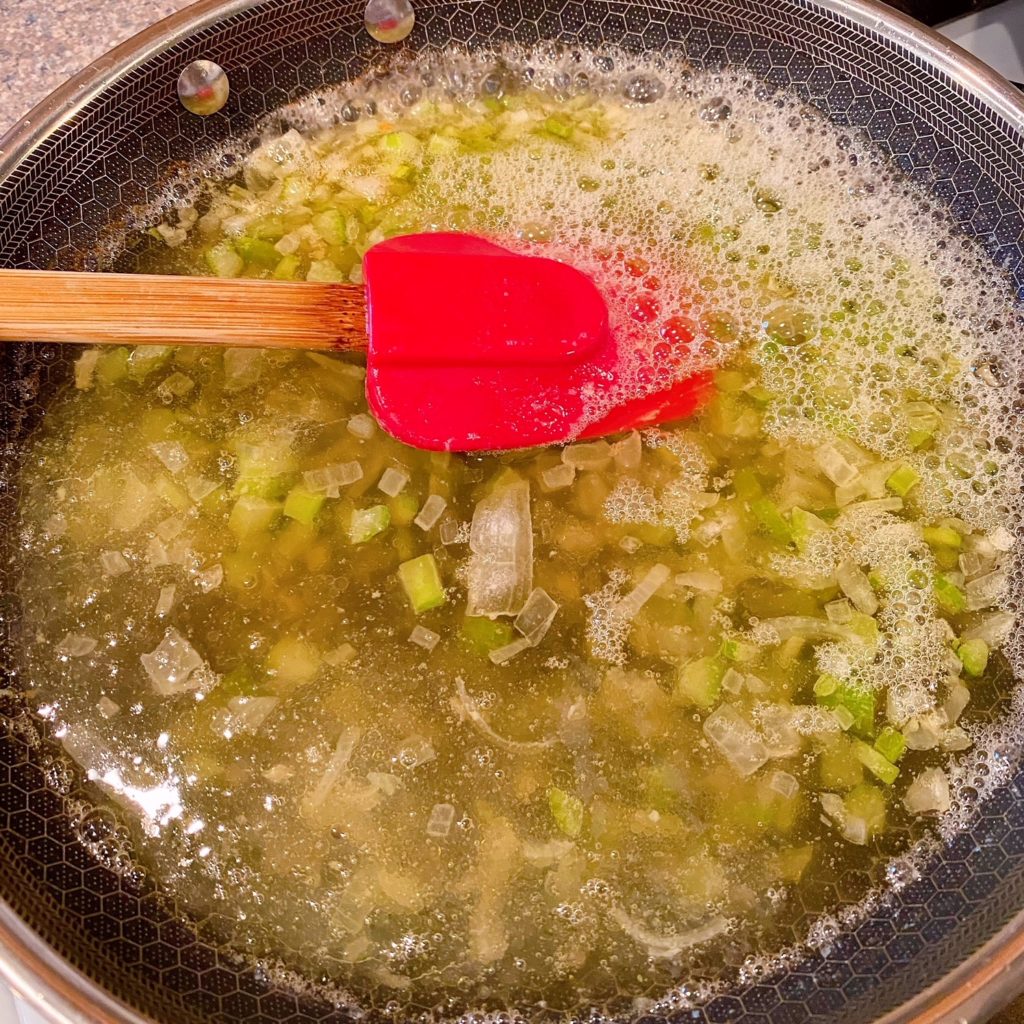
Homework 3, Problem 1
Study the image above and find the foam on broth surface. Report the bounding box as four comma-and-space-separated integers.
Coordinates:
12, 48, 1024, 1019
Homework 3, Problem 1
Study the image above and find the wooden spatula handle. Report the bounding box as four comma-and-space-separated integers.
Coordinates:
0, 269, 368, 350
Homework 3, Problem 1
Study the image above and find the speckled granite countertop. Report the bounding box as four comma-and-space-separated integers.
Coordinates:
1, 1, 1024, 1023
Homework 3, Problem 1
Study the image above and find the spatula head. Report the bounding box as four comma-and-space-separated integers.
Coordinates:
362, 233, 710, 450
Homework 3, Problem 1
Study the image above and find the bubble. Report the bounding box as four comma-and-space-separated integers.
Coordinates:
177, 60, 229, 116
621, 73, 665, 105
364, 0, 415, 43
699, 97, 732, 122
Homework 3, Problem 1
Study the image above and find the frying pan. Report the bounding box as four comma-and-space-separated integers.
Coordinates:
2, 0, 1024, 1021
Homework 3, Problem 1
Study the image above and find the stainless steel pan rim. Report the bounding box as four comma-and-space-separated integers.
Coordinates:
2, 0, 1024, 1020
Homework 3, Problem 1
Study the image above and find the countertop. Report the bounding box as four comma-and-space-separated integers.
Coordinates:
1, 0, 1024, 1022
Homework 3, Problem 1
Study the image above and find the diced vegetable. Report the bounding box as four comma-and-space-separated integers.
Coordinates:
466, 475, 533, 617
885, 463, 921, 497
957, 637, 989, 677
675, 655, 725, 708
229, 496, 282, 539
814, 675, 876, 738
873, 726, 906, 763
349, 505, 390, 543
853, 740, 899, 785
702, 704, 769, 777
398, 554, 446, 613
548, 787, 584, 837
935, 574, 967, 615
462, 616, 514, 653
903, 767, 951, 815
283, 485, 325, 526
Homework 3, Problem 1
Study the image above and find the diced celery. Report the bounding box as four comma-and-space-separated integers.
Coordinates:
266, 635, 320, 690
398, 554, 446, 614
814, 674, 876, 738
675, 655, 725, 708
95, 347, 131, 386
349, 505, 390, 543
908, 428, 934, 450
885, 463, 921, 497
844, 783, 886, 836
283, 485, 325, 526
128, 346, 172, 381
280, 174, 309, 203
633, 522, 676, 546
819, 737, 864, 790
791, 506, 829, 552
204, 241, 243, 278
389, 491, 420, 527
720, 637, 761, 663
249, 215, 286, 241
923, 525, 962, 550
380, 131, 422, 159
751, 498, 793, 545
273, 254, 302, 280
306, 259, 345, 282
548, 787, 584, 837
427, 133, 459, 157
935, 574, 967, 615
874, 726, 906, 763
542, 115, 574, 140
228, 496, 282, 539
312, 209, 348, 247
957, 637, 989, 677
854, 740, 900, 785
235, 237, 280, 269
732, 467, 763, 501
462, 616, 514, 654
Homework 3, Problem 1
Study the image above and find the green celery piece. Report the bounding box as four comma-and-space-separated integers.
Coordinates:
922, 525, 962, 550
128, 346, 172, 381
814, 674, 876, 738
235, 237, 280, 269
389, 491, 420, 527
732, 467, 763, 501
283, 485, 325, 526
720, 637, 761, 663
312, 209, 347, 247
874, 726, 907, 763
462, 616, 514, 654
204, 241, 243, 278
844, 783, 886, 835
854, 740, 900, 785
548, 787, 584, 837
886, 463, 921, 497
398, 554, 446, 613
95, 347, 131, 386
957, 637, 989, 677
907, 428, 934, 450
306, 259, 346, 282
349, 505, 390, 543
279, 174, 309, 203
934, 574, 967, 615
273, 254, 302, 280
633, 522, 676, 546
427, 133, 459, 157
380, 131, 422, 159
790, 506, 829, 552
249, 215, 286, 241
219, 665, 260, 698
751, 498, 793, 545
228, 495, 282, 539
675, 655, 725, 708
542, 115, 574, 140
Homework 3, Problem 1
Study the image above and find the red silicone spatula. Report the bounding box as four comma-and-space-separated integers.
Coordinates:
0, 232, 711, 451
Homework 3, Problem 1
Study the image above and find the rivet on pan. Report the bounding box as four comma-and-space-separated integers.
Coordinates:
177, 60, 230, 115
364, 0, 415, 44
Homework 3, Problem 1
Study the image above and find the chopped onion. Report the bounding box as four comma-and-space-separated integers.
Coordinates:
426, 802, 456, 837
619, 535, 642, 554
702, 704, 769, 777
832, 706, 855, 731
96, 696, 120, 719
397, 735, 436, 769
149, 441, 189, 474
489, 636, 533, 665
815, 445, 859, 486
675, 570, 723, 594
721, 668, 745, 694
453, 677, 554, 751
100, 550, 130, 576
614, 564, 671, 620
753, 705, 802, 758
439, 517, 465, 545
541, 463, 576, 491
963, 611, 1014, 646
303, 461, 363, 497
514, 588, 559, 646
140, 628, 211, 696
903, 767, 950, 815
944, 678, 970, 724
414, 494, 447, 530
155, 585, 176, 617
744, 673, 769, 695
155, 516, 184, 542
608, 907, 728, 958
377, 466, 409, 497
408, 625, 440, 651
347, 413, 376, 439
263, 764, 293, 783
836, 560, 878, 615
611, 431, 642, 471
768, 770, 799, 799
562, 440, 612, 471
186, 476, 220, 502
466, 477, 533, 617
74, 349, 99, 390
195, 564, 223, 593
223, 348, 263, 391
989, 525, 1015, 552
760, 616, 849, 642
157, 372, 194, 399
211, 696, 280, 738
843, 496, 903, 514
965, 570, 1006, 609
522, 839, 574, 866
301, 726, 361, 816
825, 599, 853, 625
367, 771, 401, 796
57, 633, 97, 658
324, 643, 356, 666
